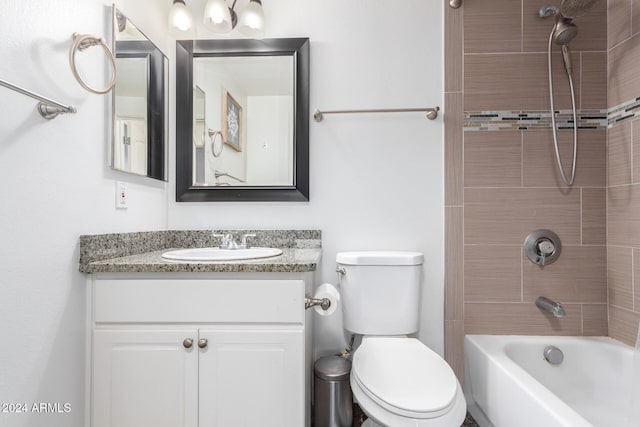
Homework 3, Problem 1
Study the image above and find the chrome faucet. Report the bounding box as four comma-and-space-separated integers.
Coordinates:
212, 232, 256, 249
535, 296, 566, 318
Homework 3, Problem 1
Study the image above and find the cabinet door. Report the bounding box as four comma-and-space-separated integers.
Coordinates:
199, 328, 304, 427
92, 329, 198, 427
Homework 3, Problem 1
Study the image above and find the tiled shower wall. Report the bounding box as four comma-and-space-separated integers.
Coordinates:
444, 0, 609, 380
607, 0, 640, 346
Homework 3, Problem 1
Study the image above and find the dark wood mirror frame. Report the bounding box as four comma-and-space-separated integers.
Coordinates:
175, 38, 310, 202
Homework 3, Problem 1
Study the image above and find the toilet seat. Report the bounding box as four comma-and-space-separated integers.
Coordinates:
352, 337, 462, 421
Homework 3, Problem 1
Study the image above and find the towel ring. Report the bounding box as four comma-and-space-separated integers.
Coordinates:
209, 129, 224, 157
69, 33, 117, 94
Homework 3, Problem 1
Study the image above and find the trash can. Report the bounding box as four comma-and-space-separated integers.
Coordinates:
314, 355, 353, 427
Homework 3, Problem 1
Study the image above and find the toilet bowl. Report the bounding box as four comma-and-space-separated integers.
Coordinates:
350, 337, 466, 427
336, 251, 466, 427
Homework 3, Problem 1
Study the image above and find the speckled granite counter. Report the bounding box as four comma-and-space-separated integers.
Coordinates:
79, 230, 321, 273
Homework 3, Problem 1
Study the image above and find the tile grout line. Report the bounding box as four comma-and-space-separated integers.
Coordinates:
579, 52, 583, 111
520, 132, 524, 188
520, 241, 524, 303
631, 121, 635, 184
463, 50, 609, 56
633, 106, 636, 314
461, 0, 466, 328
580, 188, 583, 245
631, 1, 635, 44
520, 0, 524, 54
463, 243, 606, 247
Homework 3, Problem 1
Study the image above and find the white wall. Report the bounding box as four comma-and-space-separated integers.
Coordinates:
169, 0, 444, 357
0, 1, 168, 426
246, 96, 293, 185
0, 1, 443, 424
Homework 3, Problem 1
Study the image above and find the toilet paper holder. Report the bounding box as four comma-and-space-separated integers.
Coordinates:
305, 295, 331, 311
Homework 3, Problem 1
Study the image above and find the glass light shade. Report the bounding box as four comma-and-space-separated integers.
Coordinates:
168, 0, 196, 38
203, 0, 233, 33
238, 0, 265, 39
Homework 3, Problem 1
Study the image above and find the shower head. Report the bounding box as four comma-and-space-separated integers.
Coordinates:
553, 17, 578, 45
559, 0, 600, 19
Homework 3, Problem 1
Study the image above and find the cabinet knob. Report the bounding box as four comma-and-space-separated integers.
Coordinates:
198, 338, 208, 349
183, 338, 194, 349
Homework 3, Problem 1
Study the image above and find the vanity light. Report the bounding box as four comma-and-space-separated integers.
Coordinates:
237, 0, 265, 39
168, 0, 197, 38
203, 0, 234, 33
202, 0, 265, 39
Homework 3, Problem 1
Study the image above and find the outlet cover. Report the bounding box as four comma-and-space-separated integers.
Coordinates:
116, 181, 128, 209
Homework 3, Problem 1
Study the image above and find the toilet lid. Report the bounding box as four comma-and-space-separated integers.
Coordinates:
352, 337, 458, 417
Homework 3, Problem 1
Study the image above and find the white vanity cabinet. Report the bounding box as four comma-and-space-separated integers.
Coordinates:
88, 274, 313, 427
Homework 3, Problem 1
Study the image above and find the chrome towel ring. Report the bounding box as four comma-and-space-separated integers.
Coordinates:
69, 33, 116, 94
209, 129, 224, 157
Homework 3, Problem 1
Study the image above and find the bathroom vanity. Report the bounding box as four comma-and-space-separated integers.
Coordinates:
80, 230, 321, 427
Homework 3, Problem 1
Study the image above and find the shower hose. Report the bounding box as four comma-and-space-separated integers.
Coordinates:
547, 25, 578, 187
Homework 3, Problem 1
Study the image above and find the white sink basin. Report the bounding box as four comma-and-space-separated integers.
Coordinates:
161, 247, 283, 262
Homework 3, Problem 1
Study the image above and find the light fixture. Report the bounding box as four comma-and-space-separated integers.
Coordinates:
237, 0, 265, 39
202, 0, 265, 39
203, 0, 234, 33
168, 0, 197, 38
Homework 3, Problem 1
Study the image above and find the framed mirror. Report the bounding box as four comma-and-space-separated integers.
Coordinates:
111, 6, 168, 181
176, 38, 309, 202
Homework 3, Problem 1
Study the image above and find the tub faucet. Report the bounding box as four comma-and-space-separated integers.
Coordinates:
535, 296, 565, 318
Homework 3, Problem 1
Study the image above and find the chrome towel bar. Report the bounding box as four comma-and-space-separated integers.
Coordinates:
0, 78, 77, 119
214, 170, 246, 183
313, 106, 439, 122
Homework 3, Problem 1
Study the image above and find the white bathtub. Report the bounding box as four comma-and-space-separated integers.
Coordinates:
464, 335, 640, 427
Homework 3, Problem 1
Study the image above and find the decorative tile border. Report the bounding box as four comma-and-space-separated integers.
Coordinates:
464, 96, 640, 131
608, 97, 640, 126
464, 109, 607, 131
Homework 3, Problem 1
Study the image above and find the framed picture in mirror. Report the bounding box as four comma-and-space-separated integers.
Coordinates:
222, 89, 242, 152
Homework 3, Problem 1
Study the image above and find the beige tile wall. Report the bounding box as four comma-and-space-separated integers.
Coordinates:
444, 0, 464, 381
443, 0, 610, 381
607, 0, 640, 345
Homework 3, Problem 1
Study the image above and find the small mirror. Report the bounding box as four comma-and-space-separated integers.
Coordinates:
176, 38, 309, 202
111, 6, 168, 181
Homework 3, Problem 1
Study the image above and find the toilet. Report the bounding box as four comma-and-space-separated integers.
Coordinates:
337, 251, 466, 427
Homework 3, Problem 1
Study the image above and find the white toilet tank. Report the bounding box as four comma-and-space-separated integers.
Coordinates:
336, 251, 424, 335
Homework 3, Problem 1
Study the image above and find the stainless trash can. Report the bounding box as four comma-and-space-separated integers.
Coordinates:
314, 355, 353, 427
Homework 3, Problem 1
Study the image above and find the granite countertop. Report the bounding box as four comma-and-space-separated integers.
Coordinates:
81, 247, 321, 273
79, 230, 321, 274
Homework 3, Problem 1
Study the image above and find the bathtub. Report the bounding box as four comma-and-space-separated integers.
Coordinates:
463, 335, 639, 427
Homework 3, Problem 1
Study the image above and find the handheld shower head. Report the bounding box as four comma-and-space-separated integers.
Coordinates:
560, 45, 573, 74
553, 17, 578, 45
